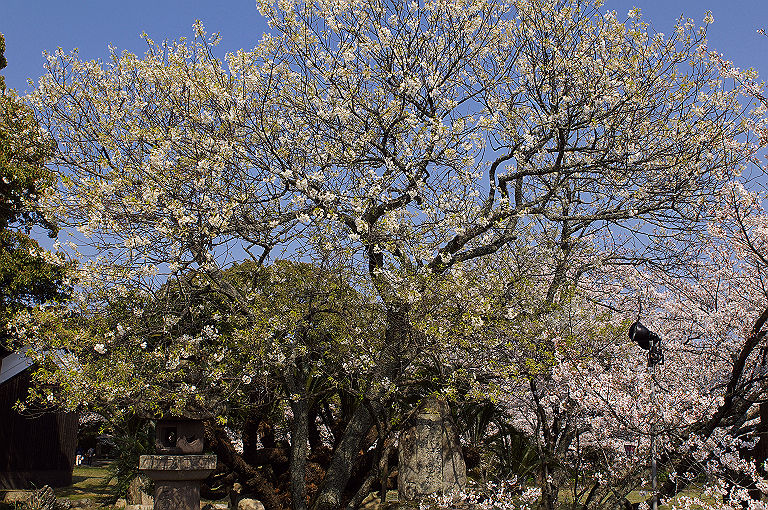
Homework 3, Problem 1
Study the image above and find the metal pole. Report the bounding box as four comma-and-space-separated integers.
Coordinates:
651, 360, 658, 510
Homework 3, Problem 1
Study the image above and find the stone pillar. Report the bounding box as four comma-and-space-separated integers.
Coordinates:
139, 454, 216, 510
398, 396, 467, 501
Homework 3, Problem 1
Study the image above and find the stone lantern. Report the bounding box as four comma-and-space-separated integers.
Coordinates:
139, 416, 217, 510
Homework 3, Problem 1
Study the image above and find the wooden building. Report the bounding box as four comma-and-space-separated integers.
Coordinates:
0, 348, 78, 489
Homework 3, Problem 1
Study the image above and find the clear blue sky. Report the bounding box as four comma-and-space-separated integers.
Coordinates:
1, 0, 269, 93
2, 0, 767, 93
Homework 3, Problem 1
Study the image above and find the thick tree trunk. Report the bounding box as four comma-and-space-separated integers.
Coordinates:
289, 398, 310, 510
752, 402, 768, 501
308, 403, 322, 450
538, 459, 559, 510
345, 445, 394, 510
310, 404, 374, 510
260, 419, 277, 449
755, 402, 768, 470
243, 413, 262, 466
205, 421, 284, 510
529, 378, 561, 510
285, 370, 310, 510
311, 306, 410, 510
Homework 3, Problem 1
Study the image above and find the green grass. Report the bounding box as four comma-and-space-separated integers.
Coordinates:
54, 463, 116, 504
556, 483, 719, 510
1, 465, 116, 509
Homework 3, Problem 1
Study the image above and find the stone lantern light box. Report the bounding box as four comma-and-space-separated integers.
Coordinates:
155, 417, 205, 454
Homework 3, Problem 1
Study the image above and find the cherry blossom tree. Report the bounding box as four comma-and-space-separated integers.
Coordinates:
646, 182, 768, 508
418, 187, 768, 509
24, 0, 761, 508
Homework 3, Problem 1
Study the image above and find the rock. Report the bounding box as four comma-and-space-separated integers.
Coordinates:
68, 499, 94, 508
54, 499, 71, 509
398, 396, 467, 501
26, 485, 56, 510
114, 499, 127, 509
127, 475, 153, 506
2, 490, 31, 504
360, 493, 381, 510
237, 498, 265, 510
201, 503, 229, 509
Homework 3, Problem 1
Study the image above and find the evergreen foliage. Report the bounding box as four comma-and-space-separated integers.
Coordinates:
0, 32, 69, 348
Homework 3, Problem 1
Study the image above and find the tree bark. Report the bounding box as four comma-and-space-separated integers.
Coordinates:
286, 373, 310, 510
310, 403, 374, 510
205, 421, 284, 510
289, 399, 310, 510
530, 378, 560, 510
311, 305, 410, 510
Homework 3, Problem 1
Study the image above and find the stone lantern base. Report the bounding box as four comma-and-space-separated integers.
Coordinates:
139, 454, 216, 510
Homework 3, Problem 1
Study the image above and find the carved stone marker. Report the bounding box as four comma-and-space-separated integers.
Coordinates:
398, 396, 467, 501
139, 416, 217, 510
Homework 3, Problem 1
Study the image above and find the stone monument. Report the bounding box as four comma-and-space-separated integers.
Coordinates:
139, 417, 217, 510
398, 396, 467, 501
